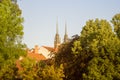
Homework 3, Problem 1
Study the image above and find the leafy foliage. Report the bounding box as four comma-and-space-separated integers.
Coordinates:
111, 13, 120, 38
80, 19, 120, 80
0, 0, 26, 79
0, 59, 18, 80
18, 58, 64, 80
55, 18, 120, 80
0, 0, 26, 58
18, 57, 39, 80
0, 1, 120, 79
40, 64, 64, 80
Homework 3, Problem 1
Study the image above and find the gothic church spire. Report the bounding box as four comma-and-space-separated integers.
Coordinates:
54, 18, 61, 48
64, 21, 68, 43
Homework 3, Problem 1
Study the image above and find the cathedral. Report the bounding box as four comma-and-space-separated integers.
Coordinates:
54, 20, 69, 49
21, 20, 69, 60
27, 20, 69, 59
16, 20, 69, 70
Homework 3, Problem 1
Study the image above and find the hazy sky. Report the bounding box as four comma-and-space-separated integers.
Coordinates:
18, 0, 120, 48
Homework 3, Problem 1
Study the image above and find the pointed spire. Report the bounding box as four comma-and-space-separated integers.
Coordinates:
65, 20, 67, 35
54, 17, 61, 48
56, 17, 58, 34
64, 20, 68, 43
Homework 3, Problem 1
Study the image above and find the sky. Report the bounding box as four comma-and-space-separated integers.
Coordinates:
17, 0, 120, 48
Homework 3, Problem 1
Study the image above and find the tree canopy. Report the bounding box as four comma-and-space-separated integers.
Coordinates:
0, 1, 120, 79
111, 13, 120, 39
55, 15, 120, 80
0, 0, 26, 79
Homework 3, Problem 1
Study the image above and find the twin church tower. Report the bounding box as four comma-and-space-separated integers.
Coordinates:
54, 20, 69, 49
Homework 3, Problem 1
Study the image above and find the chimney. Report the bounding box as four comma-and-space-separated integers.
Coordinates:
34, 45, 39, 53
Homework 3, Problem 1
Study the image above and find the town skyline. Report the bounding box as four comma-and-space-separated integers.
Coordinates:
0, 0, 120, 79
18, 0, 120, 48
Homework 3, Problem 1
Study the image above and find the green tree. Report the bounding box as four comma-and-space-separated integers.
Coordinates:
79, 19, 120, 80
111, 13, 120, 38
19, 57, 39, 80
40, 64, 64, 80
18, 57, 64, 80
0, 59, 18, 80
55, 35, 80, 80
55, 18, 120, 80
0, 0, 26, 79
0, 0, 25, 59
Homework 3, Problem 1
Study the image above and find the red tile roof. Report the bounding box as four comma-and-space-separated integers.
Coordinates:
27, 53, 46, 61
16, 53, 46, 70
42, 46, 58, 52
42, 46, 57, 52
